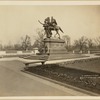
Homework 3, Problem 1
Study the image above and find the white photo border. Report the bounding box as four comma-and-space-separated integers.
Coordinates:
0, 1, 100, 100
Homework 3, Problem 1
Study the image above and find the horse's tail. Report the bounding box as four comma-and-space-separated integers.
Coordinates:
59, 27, 64, 33
38, 20, 44, 25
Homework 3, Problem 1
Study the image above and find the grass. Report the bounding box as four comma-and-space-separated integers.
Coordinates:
59, 57, 100, 73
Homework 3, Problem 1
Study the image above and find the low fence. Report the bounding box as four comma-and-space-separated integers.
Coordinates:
0, 50, 35, 57
73, 50, 100, 54
90, 50, 100, 54
0, 49, 100, 57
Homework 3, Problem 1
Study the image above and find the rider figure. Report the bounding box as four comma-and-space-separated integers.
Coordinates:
43, 17, 52, 38
43, 16, 57, 30
44, 17, 50, 27
38, 16, 63, 39
51, 16, 57, 28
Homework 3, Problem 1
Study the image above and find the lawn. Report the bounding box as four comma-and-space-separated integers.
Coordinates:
59, 57, 100, 73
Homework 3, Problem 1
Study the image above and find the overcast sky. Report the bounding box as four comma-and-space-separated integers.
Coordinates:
0, 5, 100, 45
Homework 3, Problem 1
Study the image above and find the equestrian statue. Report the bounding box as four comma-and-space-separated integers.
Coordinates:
38, 16, 64, 39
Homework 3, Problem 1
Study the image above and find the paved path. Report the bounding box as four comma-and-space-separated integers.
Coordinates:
46, 54, 100, 64
0, 54, 99, 64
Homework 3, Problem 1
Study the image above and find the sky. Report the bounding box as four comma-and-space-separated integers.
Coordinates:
0, 5, 100, 45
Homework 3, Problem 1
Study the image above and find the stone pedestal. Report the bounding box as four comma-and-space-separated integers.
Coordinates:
43, 38, 68, 60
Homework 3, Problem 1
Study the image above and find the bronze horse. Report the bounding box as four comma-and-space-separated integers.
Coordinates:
38, 20, 64, 39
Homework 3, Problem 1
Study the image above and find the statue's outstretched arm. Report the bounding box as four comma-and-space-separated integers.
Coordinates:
38, 20, 44, 25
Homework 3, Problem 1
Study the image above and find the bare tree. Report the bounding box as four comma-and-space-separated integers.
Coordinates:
14, 43, 22, 50
33, 29, 45, 53
87, 38, 94, 50
0, 41, 3, 50
4, 41, 14, 50
74, 36, 88, 51
21, 35, 31, 51
94, 36, 100, 49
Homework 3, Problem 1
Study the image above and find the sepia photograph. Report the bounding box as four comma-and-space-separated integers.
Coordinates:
0, 1, 100, 100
